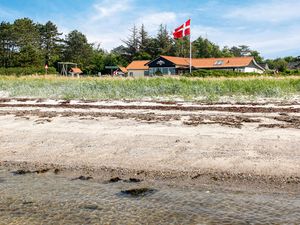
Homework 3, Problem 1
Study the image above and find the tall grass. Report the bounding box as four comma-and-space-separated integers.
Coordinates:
0, 76, 299, 101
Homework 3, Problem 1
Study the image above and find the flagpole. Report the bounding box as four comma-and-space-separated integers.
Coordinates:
189, 35, 192, 73
189, 21, 192, 74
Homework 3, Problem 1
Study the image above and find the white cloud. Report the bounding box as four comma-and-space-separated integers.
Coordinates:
192, 24, 300, 58
71, 0, 182, 51
226, 0, 300, 23
136, 12, 177, 32
92, 0, 133, 20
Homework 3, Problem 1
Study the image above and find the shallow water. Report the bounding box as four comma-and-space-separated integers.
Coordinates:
0, 169, 299, 225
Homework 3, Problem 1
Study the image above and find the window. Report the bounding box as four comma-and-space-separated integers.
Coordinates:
214, 60, 224, 66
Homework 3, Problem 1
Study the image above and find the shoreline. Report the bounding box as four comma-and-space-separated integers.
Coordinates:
1, 160, 300, 194
0, 98, 300, 193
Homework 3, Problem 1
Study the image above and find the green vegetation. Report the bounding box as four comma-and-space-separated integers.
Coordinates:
187, 69, 300, 78
0, 67, 56, 76
0, 76, 299, 101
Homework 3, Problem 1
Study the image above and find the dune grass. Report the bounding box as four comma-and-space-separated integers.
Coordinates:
0, 75, 299, 101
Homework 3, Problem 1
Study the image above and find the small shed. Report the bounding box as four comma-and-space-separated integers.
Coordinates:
70, 67, 83, 78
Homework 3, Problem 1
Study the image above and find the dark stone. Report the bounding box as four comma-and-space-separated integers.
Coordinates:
35, 169, 50, 174
124, 178, 142, 183
22, 201, 34, 205
191, 174, 201, 180
12, 169, 50, 175
82, 204, 102, 211
119, 188, 157, 197
12, 170, 32, 175
211, 176, 219, 181
109, 177, 122, 183
54, 169, 60, 174
72, 176, 93, 181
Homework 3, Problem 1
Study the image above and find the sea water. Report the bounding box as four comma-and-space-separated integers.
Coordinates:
0, 169, 299, 224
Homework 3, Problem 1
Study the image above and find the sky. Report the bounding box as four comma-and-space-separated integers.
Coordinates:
0, 0, 299, 59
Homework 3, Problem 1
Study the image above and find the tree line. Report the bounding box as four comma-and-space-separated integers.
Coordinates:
0, 18, 298, 74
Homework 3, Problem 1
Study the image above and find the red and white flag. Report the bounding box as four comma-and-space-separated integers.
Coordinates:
173, 19, 191, 39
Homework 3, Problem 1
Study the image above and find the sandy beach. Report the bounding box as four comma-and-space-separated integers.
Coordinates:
0, 98, 300, 192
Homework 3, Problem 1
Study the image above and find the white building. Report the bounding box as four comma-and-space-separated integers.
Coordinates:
126, 60, 150, 77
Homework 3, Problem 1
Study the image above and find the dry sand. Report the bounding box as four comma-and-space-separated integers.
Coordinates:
0, 98, 300, 191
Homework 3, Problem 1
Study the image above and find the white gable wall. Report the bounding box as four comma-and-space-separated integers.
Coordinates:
244, 67, 264, 74
128, 69, 147, 77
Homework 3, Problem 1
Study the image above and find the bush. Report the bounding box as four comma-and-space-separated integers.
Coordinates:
186, 69, 300, 78
0, 67, 57, 76
186, 70, 260, 78
280, 69, 300, 75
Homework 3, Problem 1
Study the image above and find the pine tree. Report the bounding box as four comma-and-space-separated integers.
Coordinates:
13, 18, 43, 67
38, 21, 62, 66
63, 30, 93, 68
156, 24, 174, 56
0, 22, 17, 67
122, 25, 139, 61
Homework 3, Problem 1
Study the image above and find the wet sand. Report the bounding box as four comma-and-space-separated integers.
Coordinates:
0, 98, 300, 193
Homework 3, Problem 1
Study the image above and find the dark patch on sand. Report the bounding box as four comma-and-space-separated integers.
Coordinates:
118, 188, 157, 198
72, 176, 93, 181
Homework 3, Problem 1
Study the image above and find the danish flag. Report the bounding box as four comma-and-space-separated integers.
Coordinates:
173, 19, 191, 39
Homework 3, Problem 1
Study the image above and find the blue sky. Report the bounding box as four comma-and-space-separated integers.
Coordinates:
0, 0, 299, 59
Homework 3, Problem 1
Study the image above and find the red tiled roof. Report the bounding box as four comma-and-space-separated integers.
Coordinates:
126, 60, 150, 70
160, 55, 190, 66
70, 67, 83, 73
160, 55, 255, 68
118, 66, 128, 73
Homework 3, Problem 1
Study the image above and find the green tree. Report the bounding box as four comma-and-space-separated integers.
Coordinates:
62, 30, 93, 69
265, 58, 288, 71
155, 24, 174, 56
38, 21, 62, 66
13, 18, 42, 67
174, 37, 190, 57
122, 25, 139, 61
250, 50, 264, 63
0, 22, 17, 67
139, 24, 150, 52
134, 24, 152, 60
193, 37, 223, 58
221, 46, 234, 57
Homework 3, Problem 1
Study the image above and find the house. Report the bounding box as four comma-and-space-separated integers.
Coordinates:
145, 56, 265, 75
126, 60, 150, 77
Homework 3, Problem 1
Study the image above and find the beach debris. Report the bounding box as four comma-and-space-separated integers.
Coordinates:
22, 201, 34, 205
54, 169, 60, 174
119, 188, 157, 197
109, 177, 122, 183
191, 174, 202, 180
72, 176, 93, 181
82, 204, 102, 211
35, 169, 50, 174
125, 178, 142, 183
12, 170, 32, 175
12, 169, 50, 175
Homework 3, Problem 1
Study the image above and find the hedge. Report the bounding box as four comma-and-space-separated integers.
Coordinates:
0, 67, 57, 76
186, 69, 300, 78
